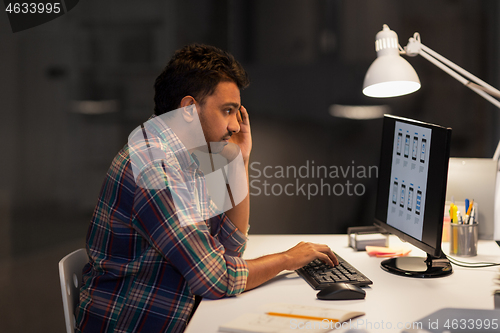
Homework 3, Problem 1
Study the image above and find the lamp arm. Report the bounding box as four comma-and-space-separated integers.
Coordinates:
405, 36, 500, 109
419, 48, 500, 109
419, 43, 500, 98
494, 139, 500, 162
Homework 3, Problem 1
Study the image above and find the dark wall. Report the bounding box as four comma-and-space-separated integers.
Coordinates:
1, 0, 499, 246
0, 1, 500, 331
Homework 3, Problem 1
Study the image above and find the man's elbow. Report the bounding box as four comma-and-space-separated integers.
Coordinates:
191, 284, 229, 299
189, 277, 245, 299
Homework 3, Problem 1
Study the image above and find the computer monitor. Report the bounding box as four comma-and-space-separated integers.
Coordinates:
374, 115, 453, 278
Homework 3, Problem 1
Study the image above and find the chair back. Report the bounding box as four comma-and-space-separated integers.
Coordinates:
58, 248, 88, 333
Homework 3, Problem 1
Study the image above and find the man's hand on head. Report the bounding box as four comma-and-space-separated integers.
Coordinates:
229, 105, 252, 163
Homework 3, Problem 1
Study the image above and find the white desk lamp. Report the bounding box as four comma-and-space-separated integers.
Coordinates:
364, 25, 500, 244
363, 24, 500, 109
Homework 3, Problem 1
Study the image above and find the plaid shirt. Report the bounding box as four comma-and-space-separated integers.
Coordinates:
75, 115, 249, 333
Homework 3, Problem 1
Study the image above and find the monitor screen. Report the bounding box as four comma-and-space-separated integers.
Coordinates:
374, 115, 452, 278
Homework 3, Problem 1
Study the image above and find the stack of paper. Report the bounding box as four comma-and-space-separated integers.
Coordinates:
365, 246, 411, 257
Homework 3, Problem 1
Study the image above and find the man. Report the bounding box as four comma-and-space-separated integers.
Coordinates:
75, 44, 338, 333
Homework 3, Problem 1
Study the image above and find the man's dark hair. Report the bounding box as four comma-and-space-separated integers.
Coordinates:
154, 44, 250, 115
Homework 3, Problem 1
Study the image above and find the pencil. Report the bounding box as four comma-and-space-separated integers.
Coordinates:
266, 312, 339, 323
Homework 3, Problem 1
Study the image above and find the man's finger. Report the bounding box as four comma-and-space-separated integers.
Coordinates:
316, 244, 338, 266
237, 106, 243, 123
330, 252, 339, 266
240, 105, 248, 121
318, 253, 335, 267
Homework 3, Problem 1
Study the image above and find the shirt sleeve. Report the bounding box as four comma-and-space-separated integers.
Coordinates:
208, 213, 247, 257
131, 160, 248, 299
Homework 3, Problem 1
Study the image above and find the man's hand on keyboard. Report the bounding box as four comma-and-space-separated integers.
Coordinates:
282, 242, 339, 271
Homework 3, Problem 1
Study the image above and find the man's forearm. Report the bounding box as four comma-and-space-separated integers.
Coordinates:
224, 161, 250, 235
242, 242, 339, 292
244, 253, 288, 291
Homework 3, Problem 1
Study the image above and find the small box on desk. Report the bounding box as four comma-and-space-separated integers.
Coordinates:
347, 226, 389, 251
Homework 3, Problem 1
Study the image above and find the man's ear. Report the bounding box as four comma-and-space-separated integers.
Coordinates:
179, 96, 196, 122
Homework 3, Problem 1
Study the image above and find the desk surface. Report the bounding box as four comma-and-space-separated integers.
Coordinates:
185, 235, 500, 333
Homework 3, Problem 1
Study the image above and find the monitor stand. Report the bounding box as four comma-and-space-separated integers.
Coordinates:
381, 249, 452, 278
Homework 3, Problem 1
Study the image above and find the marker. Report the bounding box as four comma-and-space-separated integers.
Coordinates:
450, 203, 458, 223
466, 199, 474, 216
449, 204, 453, 223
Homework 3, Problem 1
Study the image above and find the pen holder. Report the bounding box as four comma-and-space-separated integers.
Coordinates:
443, 201, 478, 242
449, 223, 478, 257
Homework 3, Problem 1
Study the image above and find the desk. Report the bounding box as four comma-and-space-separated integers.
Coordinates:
185, 235, 500, 333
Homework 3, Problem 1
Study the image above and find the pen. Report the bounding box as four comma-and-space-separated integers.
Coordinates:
466, 199, 474, 216
266, 312, 339, 323
470, 206, 476, 224
465, 199, 469, 215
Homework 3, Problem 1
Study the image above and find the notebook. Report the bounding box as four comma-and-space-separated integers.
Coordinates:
219, 303, 365, 333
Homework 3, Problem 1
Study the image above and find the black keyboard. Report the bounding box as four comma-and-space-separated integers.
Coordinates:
296, 253, 373, 290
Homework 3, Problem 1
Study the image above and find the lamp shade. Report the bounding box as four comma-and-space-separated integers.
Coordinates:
363, 25, 421, 98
